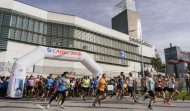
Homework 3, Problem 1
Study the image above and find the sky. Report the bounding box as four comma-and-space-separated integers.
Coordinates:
17, 0, 190, 62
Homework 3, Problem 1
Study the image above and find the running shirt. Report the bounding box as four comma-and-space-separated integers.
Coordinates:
157, 79, 163, 88
34, 78, 40, 88
45, 78, 53, 87
1, 80, 7, 88
98, 78, 106, 91
90, 80, 95, 88
28, 79, 35, 86
82, 79, 89, 88
163, 79, 168, 88
95, 79, 99, 88
53, 79, 59, 88
147, 78, 155, 91
169, 78, 174, 88
118, 76, 123, 85
57, 77, 67, 91
128, 77, 134, 87
70, 82, 75, 89
37, 80, 43, 89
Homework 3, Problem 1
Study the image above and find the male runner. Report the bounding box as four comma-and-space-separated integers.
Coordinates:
183, 74, 190, 101
82, 76, 90, 101
167, 73, 180, 105
46, 72, 69, 109
110, 72, 124, 101
44, 74, 54, 101
146, 73, 156, 110
163, 74, 169, 103
127, 72, 138, 103
92, 73, 107, 107
137, 74, 148, 100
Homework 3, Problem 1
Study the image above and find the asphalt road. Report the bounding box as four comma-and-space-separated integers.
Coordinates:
0, 96, 190, 111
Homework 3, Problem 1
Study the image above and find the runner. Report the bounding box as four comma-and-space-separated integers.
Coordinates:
46, 72, 69, 109
146, 73, 156, 110
37, 77, 44, 100
27, 76, 35, 97
44, 74, 54, 101
34, 75, 40, 97
82, 76, 90, 101
110, 72, 125, 101
92, 73, 107, 107
155, 74, 165, 103
167, 73, 180, 105
137, 74, 148, 100
127, 72, 138, 103
163, 74, 169, 103
52, 76, 59, 96
183, 74, 190, 101
90, 78, 95, 97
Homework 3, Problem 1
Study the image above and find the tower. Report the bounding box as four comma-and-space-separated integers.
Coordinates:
112, 0, 142, 39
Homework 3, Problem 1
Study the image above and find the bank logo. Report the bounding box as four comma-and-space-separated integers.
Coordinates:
47, 47, 52, 52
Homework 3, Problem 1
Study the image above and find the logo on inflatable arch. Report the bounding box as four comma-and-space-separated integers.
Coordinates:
47, 47, 52, 52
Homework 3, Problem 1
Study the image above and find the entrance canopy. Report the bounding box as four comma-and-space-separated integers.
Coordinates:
7, 46, 102, 98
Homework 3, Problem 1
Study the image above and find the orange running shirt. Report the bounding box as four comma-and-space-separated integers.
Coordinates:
98, 78, 105, 91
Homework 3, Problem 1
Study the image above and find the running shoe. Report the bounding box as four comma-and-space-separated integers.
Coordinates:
164, 100, 167, 104
46, 104, 50, 109
92, 104, 96, 108
60, 105, 64, 109
122, 98, 125, 102
110, 97, 112, 101
58, 100, 62, 105
183, 96, 185, 101
134, 100, 139, 104
98, 100, 101, 106
143, 96, 148, 101
167, 102, 171, 105
147, 106, 153, 110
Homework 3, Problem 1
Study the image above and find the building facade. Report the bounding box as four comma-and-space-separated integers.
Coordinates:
165, 44, 190, 77
0, 0, 156, 77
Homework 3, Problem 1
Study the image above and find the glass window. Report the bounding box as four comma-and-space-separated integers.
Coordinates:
21, 31, 27, 41
58, 25, 63, 37
28, 19, 34, 31
33, 34, 38, 43
15, 30, 21, 40
38, 35, 43, 44
47, 23, 52, 36
39, 22, 44, 34
63, 25, 69, 37
34, 21, 39, 33
44, 23, 47, 35
69, 26, 74, 37
42, 36, 46, 45
9, 28, 15, 39
17, 16, 23, 29
2, 13, 11, 26
0, 13, 3, 24
52, 24, 58, 36
23, 18, 29, 30
11, 15, 17, 27
27, 32, 33, 42
1, 27, 9, 38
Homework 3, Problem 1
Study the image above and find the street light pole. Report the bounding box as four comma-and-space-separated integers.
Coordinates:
129, 29, 144, 77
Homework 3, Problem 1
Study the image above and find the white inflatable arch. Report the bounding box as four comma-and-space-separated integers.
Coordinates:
7, 46, 102, 98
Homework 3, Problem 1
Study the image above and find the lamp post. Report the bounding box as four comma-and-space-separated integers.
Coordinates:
129, 29, 144, 77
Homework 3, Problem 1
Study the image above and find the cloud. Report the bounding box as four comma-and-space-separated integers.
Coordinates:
135, 0, 190, 62
17, 0, 190, 62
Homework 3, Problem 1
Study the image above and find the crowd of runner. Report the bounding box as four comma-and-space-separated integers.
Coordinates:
1, 72, 190, 110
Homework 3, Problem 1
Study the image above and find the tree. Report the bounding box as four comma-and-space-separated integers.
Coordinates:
151, 53, 162, 74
